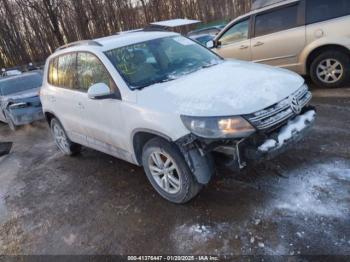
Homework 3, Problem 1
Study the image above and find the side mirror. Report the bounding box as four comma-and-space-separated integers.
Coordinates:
88, 83, 112, 99
206, 40, 215, 49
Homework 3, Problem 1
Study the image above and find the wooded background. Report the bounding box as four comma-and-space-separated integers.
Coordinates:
0, 0, 251, 68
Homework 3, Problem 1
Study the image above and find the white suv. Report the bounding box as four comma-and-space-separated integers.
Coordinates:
41, 31, 316, 203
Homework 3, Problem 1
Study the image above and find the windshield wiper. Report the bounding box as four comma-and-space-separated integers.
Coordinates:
201, 62, 220, 69
132, 77, 176, 90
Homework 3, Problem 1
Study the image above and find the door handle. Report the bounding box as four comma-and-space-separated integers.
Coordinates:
50, 96, 56, 102
77, 102, 84, 109
253, 41, 264, 47
240, 45, 249, 50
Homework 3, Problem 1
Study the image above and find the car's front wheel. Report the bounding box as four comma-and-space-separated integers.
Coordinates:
310, 51, 350, 88
50, 118, 81, 156
142, 137, 202, 204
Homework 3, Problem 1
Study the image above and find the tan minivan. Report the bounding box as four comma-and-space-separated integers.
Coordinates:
208, 0, 350, 88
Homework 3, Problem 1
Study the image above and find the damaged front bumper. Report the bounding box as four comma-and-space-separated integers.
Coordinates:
176, 108, 316, 183
245, 109, 316, 161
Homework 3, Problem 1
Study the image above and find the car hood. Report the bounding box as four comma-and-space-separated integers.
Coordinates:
137, 60, 305, 116
2, 88, 39, 102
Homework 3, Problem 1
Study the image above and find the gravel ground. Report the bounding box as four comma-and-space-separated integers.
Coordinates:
0, 86, 349, 256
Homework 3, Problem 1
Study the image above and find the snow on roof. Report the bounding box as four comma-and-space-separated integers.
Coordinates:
151, 19, 201, 28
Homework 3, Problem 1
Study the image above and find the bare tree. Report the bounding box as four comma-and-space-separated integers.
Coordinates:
0, 0, 251, 68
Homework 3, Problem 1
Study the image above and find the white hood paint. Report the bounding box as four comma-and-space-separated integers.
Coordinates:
137, 60, 305, 117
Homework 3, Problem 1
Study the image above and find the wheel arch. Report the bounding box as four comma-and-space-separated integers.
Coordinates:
44, 111, 57, 125
305, 44, 350, 75
132, 129, 172, 165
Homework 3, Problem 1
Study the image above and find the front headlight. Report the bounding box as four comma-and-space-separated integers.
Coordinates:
181, 115, 256, 139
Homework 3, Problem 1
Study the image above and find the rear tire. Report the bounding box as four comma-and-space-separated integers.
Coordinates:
50, 118, 81, 156
142, 137, 202, 204
310, 51, 350, 88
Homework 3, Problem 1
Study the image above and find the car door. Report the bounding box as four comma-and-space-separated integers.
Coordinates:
213, 18, 252, 61
75, 52, 129, 160
251, 2, 306, 71
47, 53, 88, 144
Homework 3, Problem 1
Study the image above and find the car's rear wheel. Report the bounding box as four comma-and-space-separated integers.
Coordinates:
50, 118, 81, 156
142, 137, 202, 204
310, 51, 350, 88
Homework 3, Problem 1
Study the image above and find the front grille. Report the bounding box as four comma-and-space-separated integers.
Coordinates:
245, 85, 312, 131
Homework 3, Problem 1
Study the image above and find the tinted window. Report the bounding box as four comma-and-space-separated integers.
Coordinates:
0, 74, 43, 96
58, 53, 76, 89
77, 53, 111, 91
219, 20, 249, 45
306, 0, 350, 24
255, 5, 299, 37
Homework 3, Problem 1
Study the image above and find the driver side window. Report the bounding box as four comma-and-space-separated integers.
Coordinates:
77, 52, 113, 91
219, 19, 249, 46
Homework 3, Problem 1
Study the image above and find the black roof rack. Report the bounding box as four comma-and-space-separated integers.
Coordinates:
56, 40, 102, 52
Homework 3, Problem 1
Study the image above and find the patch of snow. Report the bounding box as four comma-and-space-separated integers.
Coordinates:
139, 60, 304, 116
151, 19, 200, 27
277, 110, 316, 145
270, 160, 350, 217
259, 139, 277, 152
259, 110, 316, 152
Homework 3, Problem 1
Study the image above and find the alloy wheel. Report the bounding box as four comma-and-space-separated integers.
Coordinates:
316, 59, 344, 84
148, 151, 182, 194
53, 123, 70, 153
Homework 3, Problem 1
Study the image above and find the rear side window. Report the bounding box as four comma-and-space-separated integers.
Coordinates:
306, 0, 350, 24
254, 4, 299, 37
58, 53, 76, 89
48, 53, 76, 89
77, 53, 111, 91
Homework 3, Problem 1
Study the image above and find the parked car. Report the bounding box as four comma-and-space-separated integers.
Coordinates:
0, 72, 44, 130
187, 25, 226, 38
188, 25, 226, 46
41, 32, 316, 204
1, 69, 22, 77
207, 0, 350, 88
189, 34, 215, 46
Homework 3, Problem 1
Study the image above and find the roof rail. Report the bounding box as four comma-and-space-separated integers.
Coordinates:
56, 40, 102, 52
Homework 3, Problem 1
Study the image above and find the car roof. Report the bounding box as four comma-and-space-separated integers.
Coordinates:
233, 0, 299, 21
51, 31, 179, 58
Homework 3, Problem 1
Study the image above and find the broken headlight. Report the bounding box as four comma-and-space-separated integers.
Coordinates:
181, 115, 256, 139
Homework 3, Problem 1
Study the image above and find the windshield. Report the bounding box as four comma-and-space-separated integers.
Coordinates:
105, 36, 222, 89
0, 74, 42, 96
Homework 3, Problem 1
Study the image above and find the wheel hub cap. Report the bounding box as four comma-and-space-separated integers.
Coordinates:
316, 59, 343, 84
53, 124, 69, 152
148, 151, 181, 194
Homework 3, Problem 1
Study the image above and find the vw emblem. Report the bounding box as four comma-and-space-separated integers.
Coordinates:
290, 96, 302, 114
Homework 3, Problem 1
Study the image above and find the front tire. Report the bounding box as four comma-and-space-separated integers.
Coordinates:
142, 137, 202, 204
50, 118, 81, 156
310, 51, 350, 88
